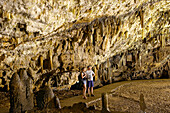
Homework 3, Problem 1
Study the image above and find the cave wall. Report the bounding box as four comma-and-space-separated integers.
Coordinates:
0, 0, 169, 91
98, 40, 170, 84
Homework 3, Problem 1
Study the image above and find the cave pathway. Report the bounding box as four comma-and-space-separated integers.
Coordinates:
60, 79, 170, 108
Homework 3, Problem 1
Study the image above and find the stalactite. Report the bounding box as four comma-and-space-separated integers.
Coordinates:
139, 7, 144, 39
101, 63, 104, 81
99, 20, 104, 37
116, 18, 121, 34
123, 53, 126, 66
162, 30, 165, 48
93, 29, 97, 46
134, 0, 136, 3
0, 0, 169, 93
125, 31, 128, 39
40, 55, 43, 73
49, 49, 53, 70
79, 32, 88, 46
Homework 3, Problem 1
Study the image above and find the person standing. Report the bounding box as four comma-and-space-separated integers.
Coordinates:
86, 65, 95, 97
81, 67, 87, 99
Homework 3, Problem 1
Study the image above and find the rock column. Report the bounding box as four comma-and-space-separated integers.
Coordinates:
102, 93, 110, 113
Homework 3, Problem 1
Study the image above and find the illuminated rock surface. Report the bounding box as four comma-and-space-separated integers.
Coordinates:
0, 0, 169, 112
0, 0, 169, 91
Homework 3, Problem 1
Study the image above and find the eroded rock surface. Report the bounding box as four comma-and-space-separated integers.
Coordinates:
36, 85, 61, 109
0, 1, 168, 112
10, 69, 34, 113
0, 0, 169, 92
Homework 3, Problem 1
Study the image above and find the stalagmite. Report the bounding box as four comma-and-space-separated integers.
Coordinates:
19, 69, 34, 111
140, 94, 146, 112
101, 93, 110, 113
10, 69, 34, 113
36, 85, 61, 109
10, 73, 23, 113
0, 0, 169, 106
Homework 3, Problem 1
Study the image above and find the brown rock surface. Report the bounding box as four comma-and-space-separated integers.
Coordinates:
36, 85, 61, 109
10, 69, 34, 113
0, 0, 169, 91
0, 0, 169, 112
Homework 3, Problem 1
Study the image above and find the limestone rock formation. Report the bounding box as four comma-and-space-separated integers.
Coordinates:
36, 85, 61, 109
10, 69, 34, 113
0, 0, 169, 91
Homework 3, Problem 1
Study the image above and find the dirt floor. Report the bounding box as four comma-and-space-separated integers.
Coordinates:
94, 80, 170, 113
0, 79, 169, 113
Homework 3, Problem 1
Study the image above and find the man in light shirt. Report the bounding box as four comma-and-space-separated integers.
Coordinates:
86, 65, 95, 97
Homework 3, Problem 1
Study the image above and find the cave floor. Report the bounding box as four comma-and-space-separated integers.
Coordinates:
60, 79, 170, 108
0, 79, 169, 113
93, 79, 170, 113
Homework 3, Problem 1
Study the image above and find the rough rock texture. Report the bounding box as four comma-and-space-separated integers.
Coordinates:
0, 0, 169, 91
36, 85, 61, 109
10, 69, 34, 113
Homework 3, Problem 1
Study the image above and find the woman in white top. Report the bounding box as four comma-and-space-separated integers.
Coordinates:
81, 67, 87, 99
